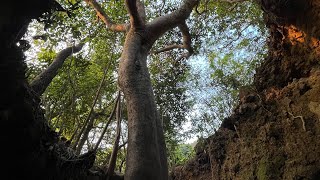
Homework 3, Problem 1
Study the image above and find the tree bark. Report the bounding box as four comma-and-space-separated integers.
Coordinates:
30, 43, 84, 95
119, 32, 166, 180
117, 0, 200, 179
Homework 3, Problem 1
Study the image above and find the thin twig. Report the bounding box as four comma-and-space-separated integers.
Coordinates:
106, 91, 122, 178
72, 61, 111, 150
93, 92, 120, 152
288, 112, 306, 131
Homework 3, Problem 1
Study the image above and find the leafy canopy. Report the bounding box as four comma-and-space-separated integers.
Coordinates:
24, 0, 267, 168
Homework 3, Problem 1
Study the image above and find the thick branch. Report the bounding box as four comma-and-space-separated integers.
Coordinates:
136, 0, 146, 25
178, 22, 193, 54
147, 0, 200, 43
30, 43, 84, 95
152, 21, 193, 57
84, 0, 127, 32
125, 0, 143, 28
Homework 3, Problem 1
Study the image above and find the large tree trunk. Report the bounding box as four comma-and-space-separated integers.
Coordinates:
118, 30, 168, 180
85, 0, 199, 178
116, 0, 199, 178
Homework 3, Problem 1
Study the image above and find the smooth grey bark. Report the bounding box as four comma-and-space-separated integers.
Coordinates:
85, 0, 199, 179
119, 31, 166, 179
30, 43, 84, 95
117, 0, 199, 179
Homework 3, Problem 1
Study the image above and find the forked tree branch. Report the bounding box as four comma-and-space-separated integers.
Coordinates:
178, 21, 193, 54
147, 0, 200, 43
136, 0, 146, 25
118, 141, 127, 149
125, 0, 144, 28
149, 0, 247, 55
84, 0, 128, 32
152, 21, 193, 58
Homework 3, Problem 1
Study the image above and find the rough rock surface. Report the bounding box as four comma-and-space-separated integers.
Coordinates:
171, 1, 320, 179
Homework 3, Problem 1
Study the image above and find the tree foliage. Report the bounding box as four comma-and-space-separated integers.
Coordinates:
185, 0, 267, 137
23, 0, 267, 171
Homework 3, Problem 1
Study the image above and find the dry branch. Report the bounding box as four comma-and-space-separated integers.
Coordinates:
152, 21, 193, 59
106, 92, 122, 179
93, 92, 120, 152
84, 0, 128, 32
72, 64, 109, 151
147, 0, 200, 43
